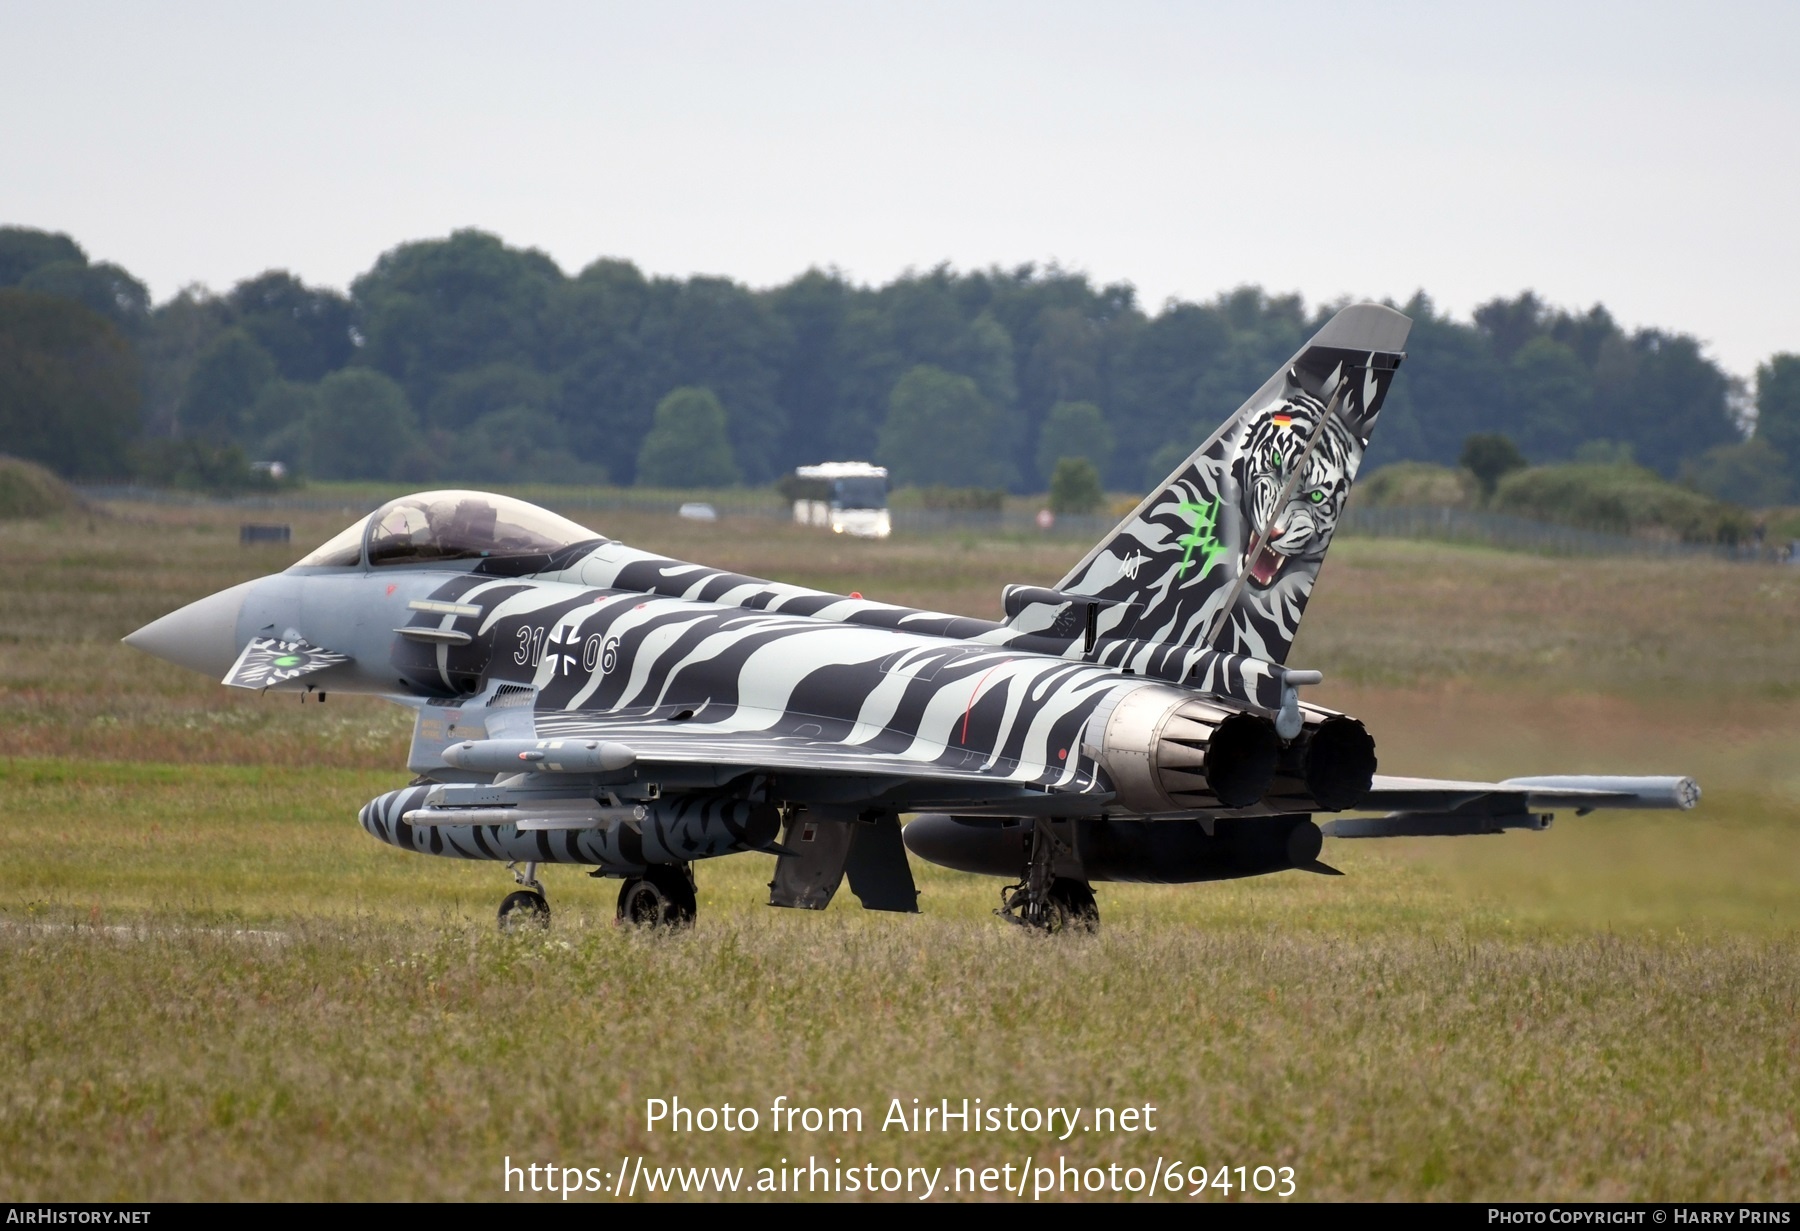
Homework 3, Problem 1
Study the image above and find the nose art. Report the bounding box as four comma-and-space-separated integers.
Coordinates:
123, 580, 255, 678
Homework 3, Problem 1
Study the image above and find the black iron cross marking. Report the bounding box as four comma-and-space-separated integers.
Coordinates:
544, 624, 584, 677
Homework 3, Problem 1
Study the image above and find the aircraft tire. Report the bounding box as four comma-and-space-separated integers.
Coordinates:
498, 890, 551, 932
616, 865, 697, 929
1047, 878, 1100, 934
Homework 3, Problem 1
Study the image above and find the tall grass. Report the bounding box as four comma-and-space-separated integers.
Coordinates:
3, 850, 1795, 1200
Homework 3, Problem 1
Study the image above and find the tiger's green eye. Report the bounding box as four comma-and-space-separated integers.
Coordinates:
1270, 449, 1283, 468
1308, 490, 1325, 503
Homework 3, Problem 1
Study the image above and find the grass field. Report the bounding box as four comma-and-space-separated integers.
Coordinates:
1, 502, 1796, 1201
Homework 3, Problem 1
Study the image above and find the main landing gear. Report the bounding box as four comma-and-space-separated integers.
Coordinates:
997, 822, 1100, 934
615, 864, 697, 929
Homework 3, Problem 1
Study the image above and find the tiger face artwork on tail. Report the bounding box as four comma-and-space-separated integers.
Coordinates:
1050, 302, 1410, 667
1236, 385, 1359, 591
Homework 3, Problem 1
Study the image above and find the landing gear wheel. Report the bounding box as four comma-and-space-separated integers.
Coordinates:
1000, 878, 1099, 933
996, 822, 1095, 934
1047, 878, 1100, 933
616, 864, 697, 928
497, 890, 550, 931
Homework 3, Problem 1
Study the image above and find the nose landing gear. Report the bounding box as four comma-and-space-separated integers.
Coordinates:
498, 861, 550, 931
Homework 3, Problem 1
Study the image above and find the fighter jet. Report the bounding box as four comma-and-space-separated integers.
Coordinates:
124, 303, 1698, 931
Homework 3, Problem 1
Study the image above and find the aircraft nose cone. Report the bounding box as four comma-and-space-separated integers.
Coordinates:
123, 581, 255, 678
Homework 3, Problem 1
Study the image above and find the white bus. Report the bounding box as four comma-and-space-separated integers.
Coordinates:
787, 462, 891, 539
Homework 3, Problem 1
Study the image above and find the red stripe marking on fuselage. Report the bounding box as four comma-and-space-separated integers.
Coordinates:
960, 665, 1003, 745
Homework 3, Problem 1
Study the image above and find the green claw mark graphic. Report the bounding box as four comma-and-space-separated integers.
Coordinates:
1177, 498, 1228, 580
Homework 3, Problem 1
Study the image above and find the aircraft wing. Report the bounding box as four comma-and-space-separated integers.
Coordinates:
418, 693, 1698, 827
1322, 773, 1700, 838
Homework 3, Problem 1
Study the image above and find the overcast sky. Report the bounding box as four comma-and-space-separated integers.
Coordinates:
4, 1, 1795, 377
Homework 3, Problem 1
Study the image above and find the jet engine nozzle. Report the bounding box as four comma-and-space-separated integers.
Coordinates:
1263, 713, 1378, 812
1090, 684, 1281, 813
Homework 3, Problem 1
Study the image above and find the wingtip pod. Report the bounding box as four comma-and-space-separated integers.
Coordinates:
1500, 775, 1701, 811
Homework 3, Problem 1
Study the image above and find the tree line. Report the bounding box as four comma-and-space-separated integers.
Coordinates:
2, 224, 1796, 502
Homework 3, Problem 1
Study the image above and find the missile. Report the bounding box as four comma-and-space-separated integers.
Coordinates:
403, 798, 648, 830
441, 738, 637, 774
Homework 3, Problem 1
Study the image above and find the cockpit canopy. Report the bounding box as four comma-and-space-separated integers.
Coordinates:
293, 491, 603, 571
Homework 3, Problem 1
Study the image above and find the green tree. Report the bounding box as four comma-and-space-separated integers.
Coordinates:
1680, 438, 1790, 507
877, 365, 1015, 489
635, 387, 739, 487
447, 405, 606, 485
1144, 440, 1191, 488
283, 369, 420, 479
428, 362, 555, 430
0, 229, 151, 336
654, 277, 791, 483
545, 258, 661, 470
0, 227, 85, 287
1754, 354, 1800, 467
20, 261, 150, 334
1365, 292, 1504, 470
957, 311, 1017, 408
352, 229, 563, 412
1507, 336, 1591, 460
0, 290, 139, 477
1572, 439, 1634, 465
1035, 400, 1114, 488
1607, 331, 1737, 476
226, 271, 354, 381
1048, 457, 1104, 514
552, 264, 790, 482
1111, 304, 1229, 478
1473, 291, 1549, 362
766, 267, 857, 464
1023, 306, 1103, 414
178, 329, 278, 445
1460, 433, 1527, 501
243, 380, 322, 455
136, 288, 235, 439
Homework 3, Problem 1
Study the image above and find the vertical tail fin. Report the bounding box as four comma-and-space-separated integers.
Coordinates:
1056, 302, 1411, 664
